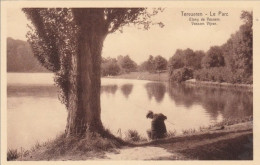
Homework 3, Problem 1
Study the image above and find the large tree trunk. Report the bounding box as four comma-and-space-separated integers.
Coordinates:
65, 9, 107, 136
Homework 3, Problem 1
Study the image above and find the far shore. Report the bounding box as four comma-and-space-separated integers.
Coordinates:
185, 79, 253, 91
103, 71, 253, 90
7, 71, 253, 90
103, 71, 169, 82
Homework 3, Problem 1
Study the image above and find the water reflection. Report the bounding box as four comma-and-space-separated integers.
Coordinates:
7, 85, 58, 98
7, 73, 253, 150
167, 83, 253, 120
120, 84, 133, 98
101, 85, 118, 95
168, 83, 198, 108
145, 83, 166, 103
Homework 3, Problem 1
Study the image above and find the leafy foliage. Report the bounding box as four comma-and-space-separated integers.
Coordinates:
154, 55, 168, 72
117, 55, 137, 73
23, 8, 164, 109
194, 67, 232, 83
195, 11, 253, 84
169, 48, 205, 70
194, 67, 253, 84
23, 8, 78, 108
140, 55, 156, 73
139, 55, 167, 73
169, 67, 193, 83
202, 46, 225, 68
7, 37, 47, 72
169, 11, 252, 84
168, 48, 205, 81
101, 57, 121, 76
223, 11, 253, 80
105, 8, 164, 33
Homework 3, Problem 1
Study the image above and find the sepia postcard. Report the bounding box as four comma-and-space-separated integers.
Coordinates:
1, 0, 260, 165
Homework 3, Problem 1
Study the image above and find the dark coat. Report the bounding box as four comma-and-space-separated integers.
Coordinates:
151, 113, 167, 139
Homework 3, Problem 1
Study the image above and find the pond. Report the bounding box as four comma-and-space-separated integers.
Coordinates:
7, 73, 253, 150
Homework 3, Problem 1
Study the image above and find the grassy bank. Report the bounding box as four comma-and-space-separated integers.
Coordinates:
185, 79, 253, 91
8, 117, 253, 160
150, 121, 253, 160
133, 117, 253, 160
10, 130, 126, 161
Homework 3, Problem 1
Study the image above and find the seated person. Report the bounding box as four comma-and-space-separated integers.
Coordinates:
146, 110, 167, 140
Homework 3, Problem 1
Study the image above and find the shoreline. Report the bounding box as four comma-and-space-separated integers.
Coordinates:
10, 117, 253, 161
7, 72, 253, 90
103, 72, 253, 90
184, 79, 253, 91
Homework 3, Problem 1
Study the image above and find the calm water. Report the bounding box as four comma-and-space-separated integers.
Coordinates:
7, 73, 253, 149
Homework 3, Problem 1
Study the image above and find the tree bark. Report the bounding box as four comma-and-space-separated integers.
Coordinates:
66, 9, 107, 136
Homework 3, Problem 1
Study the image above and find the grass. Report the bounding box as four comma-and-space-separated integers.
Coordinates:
38, 131, 122, 160
182, 129, 196, 135
122, 117, 253, 140
124, 129, 147, 142
31, 141, 42, 152
124, 117, 253, 145
181, 116, 253, 136
185, 79, 252, 91
166, 130, 177, 137
8, 129, 145, 160
7, 149, 19, 161
8, 116, 253, 160
8, 129, 125, 161
213, 116, 253, 127
7, 139, 51, 161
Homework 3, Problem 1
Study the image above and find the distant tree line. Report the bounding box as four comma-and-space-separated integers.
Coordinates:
101, 54, 168, 76
139, 55, 168, 73
8, 11, 252, 85
101, 55, 138, 76
168, 49, 204, 82
7, 37, 47, 72
169, 11, 252, 84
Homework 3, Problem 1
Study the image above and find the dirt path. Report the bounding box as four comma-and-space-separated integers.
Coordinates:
105, 146, 177, 160
104, 122, 253, 160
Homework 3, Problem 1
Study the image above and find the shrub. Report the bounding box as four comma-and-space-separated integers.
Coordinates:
202, 46, 225, 68
166, 130, 177, 137
154, 55, 168, 72
124, 129, 141, 142
182, 129, 196, 135
195, 67, 226, 82
7, 149, 19, 161
101, 62, 121, 76
117, 55, 137, 73
169, 67, 193, 82
194, 67, 252, 84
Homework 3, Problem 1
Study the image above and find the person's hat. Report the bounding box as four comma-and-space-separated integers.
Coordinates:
146, 110, 153, 118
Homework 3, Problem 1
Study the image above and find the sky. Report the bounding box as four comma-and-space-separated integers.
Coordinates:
7, 8, 246, 64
